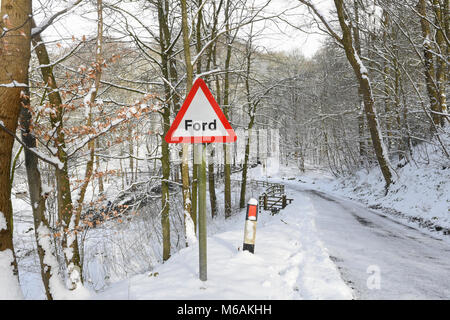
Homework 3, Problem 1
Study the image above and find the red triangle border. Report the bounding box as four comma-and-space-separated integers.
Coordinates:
164, 78, 237, 144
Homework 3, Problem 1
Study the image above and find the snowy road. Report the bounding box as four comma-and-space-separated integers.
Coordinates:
287, 183, 450, 300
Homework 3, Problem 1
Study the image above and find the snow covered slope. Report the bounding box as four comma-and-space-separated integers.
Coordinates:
93, 193, 353, 300
292, 161, 449, 233
271, 135, 450, 235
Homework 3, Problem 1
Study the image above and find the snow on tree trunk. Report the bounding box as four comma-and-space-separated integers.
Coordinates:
36, 223, 73, 299
31, 17, 85, 290
334, 0, 395, 188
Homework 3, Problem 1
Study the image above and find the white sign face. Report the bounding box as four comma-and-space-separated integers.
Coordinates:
172, 86, 229, 138
165, 78, 237, 144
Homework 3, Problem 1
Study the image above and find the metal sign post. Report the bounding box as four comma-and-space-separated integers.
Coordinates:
198, 143, 207, 281
165, 78, 237, 281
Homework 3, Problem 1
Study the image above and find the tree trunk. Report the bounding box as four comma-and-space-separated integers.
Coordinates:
20, 92, 64, 300
335, 0, 394, 188
191, 152, 198, 234
96, 139, 104, 194
190, 0, 204, 234
31, 17, 85, 290
128, 124, 134, 184
208, 145, 217, 218
180, 0, 195, 231
239, 36, 255, 208
161, 113, 171, 260
432, 0, 448, 126
239, 116, 254, 208
157, 0, 172, 260
418, 0, 441, 127
70, 0, 104, 287
382, 10, 393, 151
352, 1, 367, 162
223, 0, 233, 218
0, 0, 32, 299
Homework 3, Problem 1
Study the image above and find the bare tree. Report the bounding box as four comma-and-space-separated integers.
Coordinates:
298, 0, 395, 188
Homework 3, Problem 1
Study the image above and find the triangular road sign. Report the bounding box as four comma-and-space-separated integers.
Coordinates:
165, 78, 237, 144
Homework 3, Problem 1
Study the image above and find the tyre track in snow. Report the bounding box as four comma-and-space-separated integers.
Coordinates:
286, 183, 450, 300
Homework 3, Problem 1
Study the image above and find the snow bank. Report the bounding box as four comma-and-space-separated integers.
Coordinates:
0, 211, 23, 299
0, 249, 24, 300
93, 193, 352, 300
9, 194, 92, 300
36, 224, 91, 300
334, 163, 450, 230
288, 139, 450, 232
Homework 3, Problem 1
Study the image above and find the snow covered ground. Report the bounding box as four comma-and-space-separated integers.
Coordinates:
93, 190, 353, 300
265, 158, 450, 299
87, 159, 450, 300
10, 164, 354, 300
9, 147, 449, 300
285, 183, 450, 299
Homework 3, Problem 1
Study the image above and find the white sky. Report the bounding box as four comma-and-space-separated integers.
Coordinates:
30, 0, 334, 59
250, 0, 334, 57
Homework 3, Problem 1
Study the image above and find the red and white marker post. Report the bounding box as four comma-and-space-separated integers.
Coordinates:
243, 198, 259, 253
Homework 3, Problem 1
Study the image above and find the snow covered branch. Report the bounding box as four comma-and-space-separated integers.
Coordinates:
0, 81, 28, 88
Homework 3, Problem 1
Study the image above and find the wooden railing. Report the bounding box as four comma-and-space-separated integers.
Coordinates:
259, 193, 293, 215
233, 179, 293, 215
